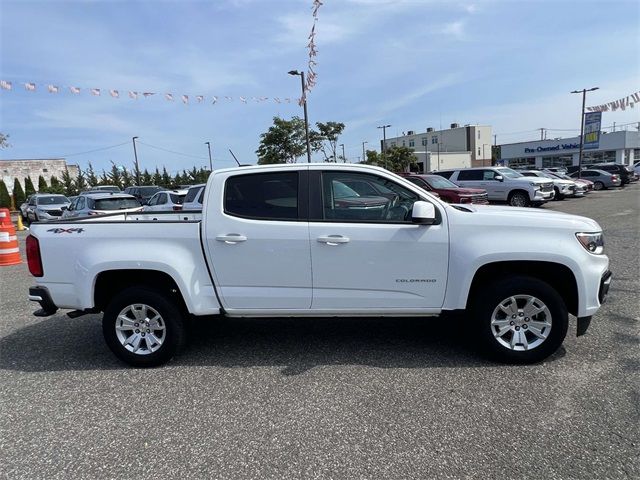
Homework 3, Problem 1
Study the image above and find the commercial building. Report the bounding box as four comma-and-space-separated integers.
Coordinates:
498, 131, 639, 169
0, 158, 79, 194
383, 124, 493, 171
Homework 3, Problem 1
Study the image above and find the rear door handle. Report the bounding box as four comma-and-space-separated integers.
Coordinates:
216, 234, 247, 244
317, 235, 350, 245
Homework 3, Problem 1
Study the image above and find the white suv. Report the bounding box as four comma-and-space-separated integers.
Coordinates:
435, 167, 555, 207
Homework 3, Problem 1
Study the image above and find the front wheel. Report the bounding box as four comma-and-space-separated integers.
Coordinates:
593, 181, 604, 191
103, 287, 186, 367
508, 191, 530, 207
472, 276, 568, 363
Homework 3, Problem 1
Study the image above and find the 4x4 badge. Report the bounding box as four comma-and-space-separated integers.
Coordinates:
47, 228, 84, 234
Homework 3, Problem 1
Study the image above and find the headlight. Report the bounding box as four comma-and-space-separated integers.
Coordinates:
576, 232, 604, 254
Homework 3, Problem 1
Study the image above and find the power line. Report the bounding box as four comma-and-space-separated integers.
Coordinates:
137, 141, 208, 160
57, 141, 130, 158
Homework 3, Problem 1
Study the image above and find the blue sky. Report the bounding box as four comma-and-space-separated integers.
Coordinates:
1, 0, 638, 175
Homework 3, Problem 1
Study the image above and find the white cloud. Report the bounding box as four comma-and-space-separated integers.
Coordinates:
440, 20, 466, 39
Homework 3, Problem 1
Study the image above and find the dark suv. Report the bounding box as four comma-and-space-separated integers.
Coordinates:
123, 186, 166, 204
587, 163, 634, 184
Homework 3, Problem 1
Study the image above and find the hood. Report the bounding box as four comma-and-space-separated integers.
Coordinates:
450, 204, 601, 231
552, 178, 575, 186
516, 176, 551, 185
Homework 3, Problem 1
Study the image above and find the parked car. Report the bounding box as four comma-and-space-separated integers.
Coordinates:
545, 171, 593, 193
634, 161, 640, 176
124, 185, 166, 204
399, 173, 488, 204
144, 190, 188, 212
589, 163, 634, 184
519, 170, 581, 200
26, 194, 71, 222
183, 184, 206, 211
19, 194, 35, 220
26, 163, 611, 367
82, 185, 121, 193
63, 193, 143, 218
433, 167, 554, 207
569, 169, 621, 190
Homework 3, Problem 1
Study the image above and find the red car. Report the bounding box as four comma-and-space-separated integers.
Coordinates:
399, 173, 489, 204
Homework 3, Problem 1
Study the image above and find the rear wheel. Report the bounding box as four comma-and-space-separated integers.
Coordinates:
103, 287, 186, 367
508, 191, 530, 207
472, 276, 568, 363
593, 181, 604, 191
553, 187, 565, 201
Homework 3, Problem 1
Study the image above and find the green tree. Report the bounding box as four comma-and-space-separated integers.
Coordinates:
75, 168, 87, 193
108, 162, 123, 189
99, 170, 110, 185
141, 169, 153, 185
12, 178, 25, 207
132, 162, 142, 186
310, 121, 346, 162
24, 176, 36, 196
86, 162, 99, 187
38, 175, 48, 192
61, 166, 76, 196
46, 176, 65, 194
362, 150, 383, 166
121, 166, 133, 188
256, 116, 307, 164
0, 180, 11, 208
384, 146, 417, 172
161, 167, 172, 187
0, 132, 10, 149
152, 167, 162, 186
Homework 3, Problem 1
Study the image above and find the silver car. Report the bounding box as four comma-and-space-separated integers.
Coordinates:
182, 184, 206, 211
26, 194, 70, 222
520, 170, 582, 199
63, 193, 143, 218
144, 190, 188, 212
569, 169, 621, 190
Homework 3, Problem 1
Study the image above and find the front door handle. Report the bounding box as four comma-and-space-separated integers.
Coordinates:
317, 235, 350, 246
216, 234, 247, 244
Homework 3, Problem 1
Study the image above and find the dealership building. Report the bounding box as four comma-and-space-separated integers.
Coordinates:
498, 130, 639, 169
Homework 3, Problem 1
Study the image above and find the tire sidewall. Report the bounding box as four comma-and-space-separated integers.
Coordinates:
472, 276, 568, 363
509, 191, 529, 207
103, 287, 186, 367
594, 181, 604, 191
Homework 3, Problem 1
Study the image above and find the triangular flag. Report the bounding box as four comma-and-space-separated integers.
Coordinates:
128, 91, 138, 100
48, 85, 59, 93
70, 86, 81, 94
110, 89, 119, 98
165, 93, 174, 101
91, 88, 101, 96
24, 82, 36, 91
0, 80, 12, 90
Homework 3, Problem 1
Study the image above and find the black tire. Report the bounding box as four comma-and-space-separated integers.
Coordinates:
553, 187, 565, 201
508, 191, 530, 207
471, 275, 568, 364
102, 286, 186, 367
593, 181, 604, 191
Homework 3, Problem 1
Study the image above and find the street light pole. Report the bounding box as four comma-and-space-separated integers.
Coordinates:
205, 141, 213, 171
288, 70, 312, 163
571, 87, 599, 179
132, 136, 140, 185
362, 141, 368, 163
340, 143, 346, 163
377, 124, 391, 169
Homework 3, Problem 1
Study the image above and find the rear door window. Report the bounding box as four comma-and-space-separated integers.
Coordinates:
457, 170, 483, 181
225, 172, 298, 221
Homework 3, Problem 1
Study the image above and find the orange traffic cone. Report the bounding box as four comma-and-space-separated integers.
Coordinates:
0, 222, 22, 266
0, 208, 11, 226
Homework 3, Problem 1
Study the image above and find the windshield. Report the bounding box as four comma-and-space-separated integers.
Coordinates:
425, 176, 458, 189
496, 167, 523, 179
37, 196, 68, 205
92, 197, 141, 210
169, 193, 186, 204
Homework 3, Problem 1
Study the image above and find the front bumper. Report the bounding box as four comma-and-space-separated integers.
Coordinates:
577, 270, 612, 336
533, 190, 555, 201
28, 286, 58, 317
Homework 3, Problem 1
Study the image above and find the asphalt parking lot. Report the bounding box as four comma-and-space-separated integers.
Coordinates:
1, 185, 638, 479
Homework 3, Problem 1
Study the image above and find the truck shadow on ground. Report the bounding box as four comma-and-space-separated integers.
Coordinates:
0, 313, 565, 374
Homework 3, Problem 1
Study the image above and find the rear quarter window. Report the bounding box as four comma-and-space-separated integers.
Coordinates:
224, 172, 298, 221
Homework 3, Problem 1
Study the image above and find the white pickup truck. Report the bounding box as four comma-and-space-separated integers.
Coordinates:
26, 164, 612, 367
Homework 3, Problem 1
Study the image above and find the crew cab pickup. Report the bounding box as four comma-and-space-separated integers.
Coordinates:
26, 164, 611, 367
434, 167, 555, 207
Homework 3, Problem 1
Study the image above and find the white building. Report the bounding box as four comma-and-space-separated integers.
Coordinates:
499, 131, 639, 169
0, 158, 79, 194
383, 124, 493, 170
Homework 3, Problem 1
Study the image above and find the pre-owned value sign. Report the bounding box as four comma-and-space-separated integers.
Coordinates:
583, 112, 602, 150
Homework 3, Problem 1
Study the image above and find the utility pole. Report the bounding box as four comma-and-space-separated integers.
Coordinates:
288, 70, 312, 163
362, 141, 368, 163
340, 143, 346, 163
612, 122, 616, 132
205, 141, 213, 171
538, 128, 545, 141
571, 87, 599, 179
377, 124, 391, 169
132, 136, 140, 185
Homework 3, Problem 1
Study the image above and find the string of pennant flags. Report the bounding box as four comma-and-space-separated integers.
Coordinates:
587, 90, 640, 112
0, 79, 300, 105
300, 0, 322, 105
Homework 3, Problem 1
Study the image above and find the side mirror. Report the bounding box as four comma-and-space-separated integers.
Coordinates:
495, 175, 504, 182
61, 205, 68, 211
411, 201, 437, 225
